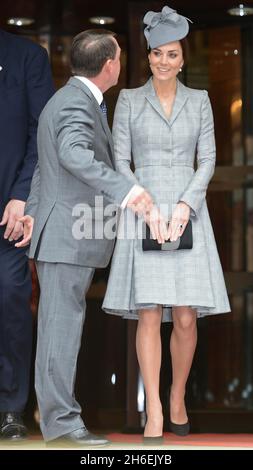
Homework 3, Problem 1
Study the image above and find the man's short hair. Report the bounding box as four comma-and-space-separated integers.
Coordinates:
70, 29, 117, 78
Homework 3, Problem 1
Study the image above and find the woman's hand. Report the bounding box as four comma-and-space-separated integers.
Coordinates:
168, 202, 190, 242
144, 205, 169, 244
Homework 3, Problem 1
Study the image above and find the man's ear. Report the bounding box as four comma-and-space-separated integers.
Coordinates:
103, 59, 112, 75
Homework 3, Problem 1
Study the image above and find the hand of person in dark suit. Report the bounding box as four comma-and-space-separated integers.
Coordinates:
15, 215, 34, 248
0, 199, 25, 242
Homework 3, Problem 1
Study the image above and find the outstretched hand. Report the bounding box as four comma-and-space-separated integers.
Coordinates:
127, 189, 153, 216
127, 190, 169, 243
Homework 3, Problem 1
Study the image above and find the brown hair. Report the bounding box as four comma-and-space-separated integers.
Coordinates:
70, 29, 117, 77
180, 38, 190, 64
148, 38, 190, 63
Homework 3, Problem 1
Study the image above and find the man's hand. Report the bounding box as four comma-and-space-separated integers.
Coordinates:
168, 202, 190, 242
127, 190, 169, 244
15, 215, 34, 248
127, 189, 153, 216
0, 199, 25, 241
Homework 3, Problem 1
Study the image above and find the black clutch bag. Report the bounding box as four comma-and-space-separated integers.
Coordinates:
142, 220, 193, 251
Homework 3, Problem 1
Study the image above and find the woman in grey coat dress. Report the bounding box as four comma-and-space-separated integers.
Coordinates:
103, 6, 230, 441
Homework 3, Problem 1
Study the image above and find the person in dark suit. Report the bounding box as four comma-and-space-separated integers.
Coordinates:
0, 28, 54, 440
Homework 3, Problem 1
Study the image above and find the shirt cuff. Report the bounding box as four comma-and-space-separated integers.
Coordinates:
120, 185, 144, 209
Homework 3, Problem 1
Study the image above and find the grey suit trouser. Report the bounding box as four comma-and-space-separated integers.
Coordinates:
35, 261, 95, 441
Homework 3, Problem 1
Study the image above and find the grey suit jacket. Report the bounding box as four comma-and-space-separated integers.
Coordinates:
25, 77, 133, 267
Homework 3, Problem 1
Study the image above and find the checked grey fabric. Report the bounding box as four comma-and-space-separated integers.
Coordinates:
103, 78, 230, 322
25, 77, 133, 267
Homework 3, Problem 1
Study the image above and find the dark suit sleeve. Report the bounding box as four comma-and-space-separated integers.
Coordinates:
10, 45, 54, 202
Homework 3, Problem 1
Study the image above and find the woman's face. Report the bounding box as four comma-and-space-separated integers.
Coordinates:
148, 41, 184, 81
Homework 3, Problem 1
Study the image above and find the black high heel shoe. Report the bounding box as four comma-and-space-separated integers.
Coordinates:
143, 435, 164, 445
169, 420, 190, 436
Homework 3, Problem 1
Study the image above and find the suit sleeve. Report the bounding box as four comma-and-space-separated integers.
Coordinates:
55, 95, 133, 205
10, 45, 54, 202
24, 162, 40, 217
112, 90, 140, 185
179, 91, 216, 217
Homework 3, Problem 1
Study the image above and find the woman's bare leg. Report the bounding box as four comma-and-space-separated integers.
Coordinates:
170, 307, 197, 424
136, 306, 163, 437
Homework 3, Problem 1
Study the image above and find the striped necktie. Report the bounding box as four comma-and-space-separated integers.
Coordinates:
100, 99, 107, 116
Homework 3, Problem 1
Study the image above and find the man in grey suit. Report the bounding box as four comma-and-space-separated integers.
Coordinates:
17, 30, 167, 446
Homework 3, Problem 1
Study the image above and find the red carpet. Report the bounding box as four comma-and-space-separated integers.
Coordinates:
1, 433, 253, 449
107, 432, 253, 448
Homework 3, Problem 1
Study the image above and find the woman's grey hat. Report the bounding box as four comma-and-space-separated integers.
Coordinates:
143, 5, 192, 49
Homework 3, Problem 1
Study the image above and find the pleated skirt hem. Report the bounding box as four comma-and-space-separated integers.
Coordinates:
103, 303, 231, 323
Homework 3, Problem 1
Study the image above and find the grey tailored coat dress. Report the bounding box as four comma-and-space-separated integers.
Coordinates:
103, 77, 231, 322
25, 77, 133, 267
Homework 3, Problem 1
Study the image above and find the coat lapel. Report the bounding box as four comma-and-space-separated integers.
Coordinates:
67, 77, 114, 163
143, 77, 188, 127
169, 80, 188, 126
